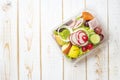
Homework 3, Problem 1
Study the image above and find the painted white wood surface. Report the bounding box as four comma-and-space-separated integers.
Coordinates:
0, 0, 18, 80
0, 0, 120, 80
109, 0, 120, 80
41, 0, 63, 80
18, 0, 41, 80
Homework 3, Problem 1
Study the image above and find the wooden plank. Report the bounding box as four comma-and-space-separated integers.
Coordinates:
41, 0, 63, 80
18, 0, 41, 80
63, 0, 87, 80
86, 0, 108, 80
109, 0, 120, 80
0, 0, 18, 80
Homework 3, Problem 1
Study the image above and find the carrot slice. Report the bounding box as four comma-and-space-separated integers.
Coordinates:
82, 12, 94, 20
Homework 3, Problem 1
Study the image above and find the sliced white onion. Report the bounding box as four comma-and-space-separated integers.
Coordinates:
77, 32, 86, 44
70, 33, 76, 45
72, 33, 80, 45
79, 41, 88, 46
73, 18, 84, 29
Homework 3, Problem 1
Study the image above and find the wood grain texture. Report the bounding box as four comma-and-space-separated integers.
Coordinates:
109, 0, 120, 80
0, 0, 120, 80
18, 0, 41, 80
41, 0, 63, 80
0, 0, 18, 80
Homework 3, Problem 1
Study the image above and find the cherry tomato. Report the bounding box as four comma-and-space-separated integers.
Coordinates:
82, 35, 88, 42
87, 43, 93, 50
82, 46, 87, 52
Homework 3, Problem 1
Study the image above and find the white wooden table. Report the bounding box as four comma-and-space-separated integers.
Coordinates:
0, 0, 120, 80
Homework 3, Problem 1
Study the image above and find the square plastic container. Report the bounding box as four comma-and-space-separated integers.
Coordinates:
50, 9, 108, 65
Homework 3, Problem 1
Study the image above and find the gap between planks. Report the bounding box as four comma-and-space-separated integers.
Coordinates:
107, 0, 110, 80
17, 0, 20, 80
39, 0, 42, 80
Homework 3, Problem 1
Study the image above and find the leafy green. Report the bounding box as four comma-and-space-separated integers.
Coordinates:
76, 16, 81, 20
59, 29, 70, 40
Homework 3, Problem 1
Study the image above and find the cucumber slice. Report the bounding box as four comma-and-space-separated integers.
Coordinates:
90, 34, 100, 45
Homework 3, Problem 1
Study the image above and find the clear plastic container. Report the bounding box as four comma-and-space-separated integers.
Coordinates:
50, 9, 108, 66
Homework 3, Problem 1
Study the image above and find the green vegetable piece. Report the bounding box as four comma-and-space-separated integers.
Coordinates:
90, 34, 100, 45
76, 16, 81, 20
59, 29, 70, 40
